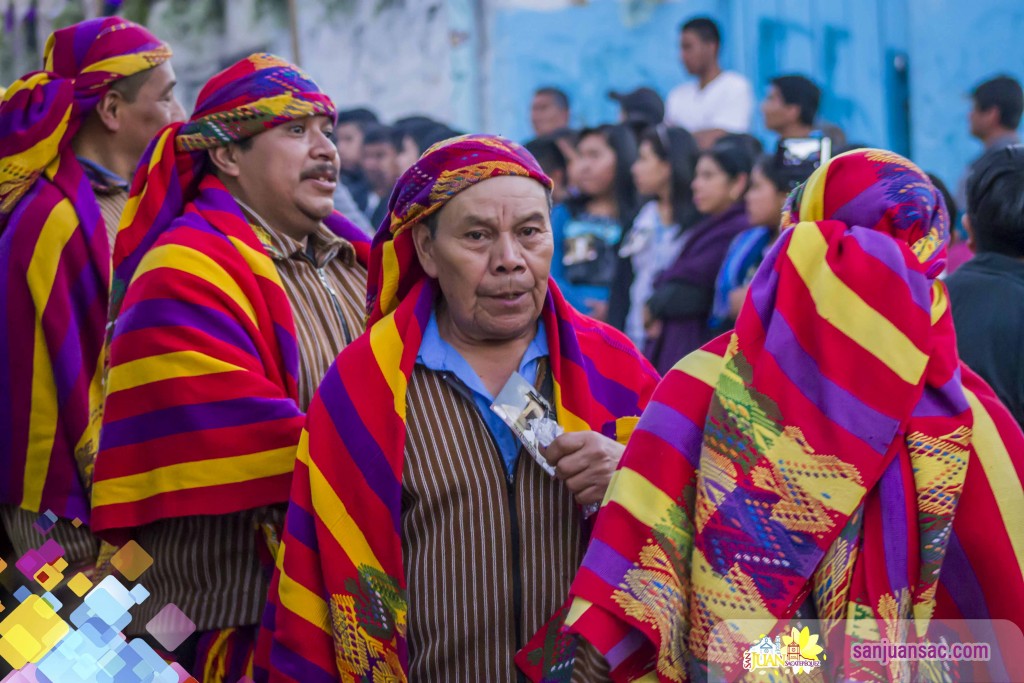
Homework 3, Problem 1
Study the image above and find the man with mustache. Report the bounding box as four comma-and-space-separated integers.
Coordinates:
90, 54, 369, 681
0, 17, 183, 582
257, 135, 660, 682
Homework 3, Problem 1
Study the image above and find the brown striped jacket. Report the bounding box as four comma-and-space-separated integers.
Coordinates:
403, 362, 610, 682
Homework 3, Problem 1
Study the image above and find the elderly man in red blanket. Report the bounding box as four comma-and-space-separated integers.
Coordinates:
89, 55, 370, 681
0, 17, 183, 586
563, 149, 1024, 682
255, 134, 661, 682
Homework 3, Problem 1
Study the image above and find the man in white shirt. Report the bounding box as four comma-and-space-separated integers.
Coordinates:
665, 16, 753, 148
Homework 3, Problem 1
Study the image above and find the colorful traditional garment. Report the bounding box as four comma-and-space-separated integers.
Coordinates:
0, 18, 170, 523
92, 52, 365, 537
564, 149, 1024, 682
256, 134, 660, 682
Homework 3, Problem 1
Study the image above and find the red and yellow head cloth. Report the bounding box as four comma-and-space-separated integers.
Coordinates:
0, 17, 170, 218
782, 147, 949, 278
111, 53, 336, 312
366, 134, 552, 325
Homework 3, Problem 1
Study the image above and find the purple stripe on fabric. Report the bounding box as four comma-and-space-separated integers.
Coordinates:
939, 531, 990, 620
273, 321, 299, 383
848, 226, 932, 313
637, 400, 704, 468
266, 640, 338, 683
114, 297, 260, 358
553, 313, 644, 420
830, 182, 890, 234
100, 396, 302, 450
72, 26, 94, 67
318, 364, 403, 536
581, 539, 633, 587
913, 370, 970, 417
878, 458, 910, 594
50, 259, 105, 406
72, 171, 102, 242
284, 498, 319, 553
747, 237, 783, 327
603, 629, 647, 670
765, 312, 899, 454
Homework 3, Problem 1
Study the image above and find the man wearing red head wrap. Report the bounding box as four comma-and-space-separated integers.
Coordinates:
91, 53, 370, 682
257, 134, 660, 682
0, 16, 182, 584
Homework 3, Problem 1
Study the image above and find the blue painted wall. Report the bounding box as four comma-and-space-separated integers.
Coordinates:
482, 0, 1024, 192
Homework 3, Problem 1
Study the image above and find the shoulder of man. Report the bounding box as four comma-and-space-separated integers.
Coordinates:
2, 177, 87, 262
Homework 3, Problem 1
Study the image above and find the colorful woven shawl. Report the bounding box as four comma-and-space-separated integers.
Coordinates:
90, 54, 367, 538
256, 135, 660, 682
0, 18, 170, 522
564, 149, 1024, 682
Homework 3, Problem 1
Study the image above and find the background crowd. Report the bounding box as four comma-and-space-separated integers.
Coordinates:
331, 16, 1024, 422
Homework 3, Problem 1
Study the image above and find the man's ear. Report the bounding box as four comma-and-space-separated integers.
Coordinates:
411, 222, 438, 278
94, 90, 123, 133
207, 144, 243, 179
963, 213, 977, 253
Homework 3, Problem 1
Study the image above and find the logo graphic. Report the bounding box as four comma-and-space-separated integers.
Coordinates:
742, 626, 825, 674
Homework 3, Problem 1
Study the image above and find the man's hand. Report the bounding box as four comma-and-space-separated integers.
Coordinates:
542, 431, 625, 505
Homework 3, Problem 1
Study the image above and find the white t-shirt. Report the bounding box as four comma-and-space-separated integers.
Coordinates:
664, 70, 753, 134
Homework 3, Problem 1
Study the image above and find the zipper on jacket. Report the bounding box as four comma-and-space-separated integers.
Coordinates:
298, 250, 353, 346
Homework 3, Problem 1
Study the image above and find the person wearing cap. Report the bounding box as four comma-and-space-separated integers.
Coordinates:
610, 86, 665, 137
90, 54, 370, 680
257, 135, 660, 682
665, 16, 754, 148
0, 17, 183, 580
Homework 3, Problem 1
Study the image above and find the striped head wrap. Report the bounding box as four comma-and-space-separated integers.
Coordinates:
563, 149, 1024, 681
0, 18, 169, 523
110, 53, 337, 319
257, 135, 661, 681
366, 133, 553, 323
0, 17, 171, 218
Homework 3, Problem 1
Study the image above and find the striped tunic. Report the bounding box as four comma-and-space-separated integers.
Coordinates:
403, 362, 609, 682
126, 220, 367, 634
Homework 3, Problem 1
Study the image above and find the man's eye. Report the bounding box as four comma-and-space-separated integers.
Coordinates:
290, 124, 305, 134
466, 231, 486, 240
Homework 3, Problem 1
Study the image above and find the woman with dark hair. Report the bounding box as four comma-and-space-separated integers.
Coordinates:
710, 149, 817, 330
619, 124, 701, 346
643, 136, 753, 373
550, 124, 638, 318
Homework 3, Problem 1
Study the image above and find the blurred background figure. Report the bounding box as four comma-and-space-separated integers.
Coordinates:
394, 115, 461, 173
334, 107, 379, 220
530, 86, 571, 137
948, 144, 1024, 428
665, 16, 753, 149
524, 129, 576, 204
550, 124, 637, 320
361, 123, 405, 229
761, 74, 821, 140
710, 144, 820, 332
644, 135, 757, 373
610, 86, 665, 138
957, 75, 1022, 206
620, 124, 701, 347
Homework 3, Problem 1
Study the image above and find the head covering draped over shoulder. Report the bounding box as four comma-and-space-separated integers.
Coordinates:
111, 53, 340, 316
257, 136, 659, 682
90, 54, 367, 537
564, 149, 1024, 682
0, 18, 169, 523
366, 133, 552, 323
0, 17, 170, 219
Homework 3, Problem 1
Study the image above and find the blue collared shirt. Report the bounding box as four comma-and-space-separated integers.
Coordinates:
416, 311, 549, 477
